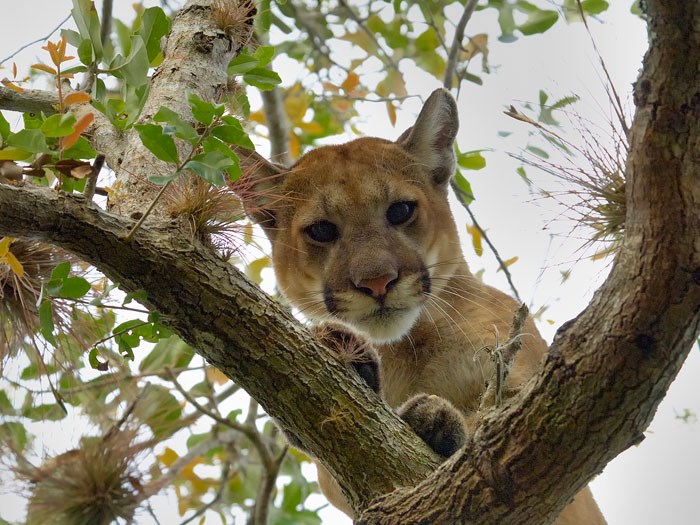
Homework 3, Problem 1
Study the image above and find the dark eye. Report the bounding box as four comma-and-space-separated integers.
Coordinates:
386, 201, 417, 226
305, 220, 339, 243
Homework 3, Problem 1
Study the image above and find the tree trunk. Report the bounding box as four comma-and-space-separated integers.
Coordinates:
0, 0, 698, 523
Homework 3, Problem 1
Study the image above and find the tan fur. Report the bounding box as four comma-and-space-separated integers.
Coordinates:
236, 90, 606, 524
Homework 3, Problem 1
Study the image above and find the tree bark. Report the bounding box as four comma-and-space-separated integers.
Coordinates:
0, 1, 699, 523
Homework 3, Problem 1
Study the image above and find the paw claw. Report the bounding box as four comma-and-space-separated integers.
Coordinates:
313, 324, 381, 394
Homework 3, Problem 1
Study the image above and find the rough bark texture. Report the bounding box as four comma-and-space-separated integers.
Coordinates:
0, 0, 699, 523
109, 0, 249, 219
0, 85, 59, 115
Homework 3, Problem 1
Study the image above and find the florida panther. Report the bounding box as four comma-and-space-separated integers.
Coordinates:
234, 89, 606, 524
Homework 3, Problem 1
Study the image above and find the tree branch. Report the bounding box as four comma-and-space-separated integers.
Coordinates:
0, 85, 58, 114
443, 0, 479, 90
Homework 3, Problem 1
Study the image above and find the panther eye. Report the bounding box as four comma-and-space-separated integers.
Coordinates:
386, 201, 417, 226
305, 220, 339, 243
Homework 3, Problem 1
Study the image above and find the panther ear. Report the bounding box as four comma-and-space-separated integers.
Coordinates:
397, 88, 459, 186
230, 147, 287, 228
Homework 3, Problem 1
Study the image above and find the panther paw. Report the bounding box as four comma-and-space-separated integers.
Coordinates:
312, 324, 381, 394
397, 393, 466, 458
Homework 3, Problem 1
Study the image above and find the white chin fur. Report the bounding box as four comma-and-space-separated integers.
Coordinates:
351, 306, 422, 345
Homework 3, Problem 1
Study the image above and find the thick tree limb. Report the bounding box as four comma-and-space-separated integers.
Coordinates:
110, 0, 252, 219
0, 85, 59, 114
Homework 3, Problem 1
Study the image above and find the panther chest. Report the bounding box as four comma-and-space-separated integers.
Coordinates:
377, 339, 489, 415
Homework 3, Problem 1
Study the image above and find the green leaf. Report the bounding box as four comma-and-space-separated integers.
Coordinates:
581, 0, 609, 15
245, 257, 271, 285
41, 113, 77, 138
71, 0, 103, 61
7, 129, 50, 154
243, 68, 282, 91
88, 347, 109, 371
77, 38, 93, 65
201, 137, 242, 182
123, 289, 147, 305
253, 45, 275, 67
0, 112, 10, 141
0, 147, 31, 161
135, 384, 183, 437
111, 36, 150, 89
153, 107, 199, 142
185, 151, 235, 186
39, 300, 57, 347
227, 49, 259, 76
137, 7, 171, 64
62, 136, 97, 160
517, 6, 558, 36
212, 117, 254, 148
188, 93, 225, 126
51, 261, 71, 281
23, 403, 66, 421
457, 150, 487, 170
0, 391, 13, 415
453, 171, 475, 204
135, 123, 179, 163
59, 276, 91, 299
0, 422, 28, 452
139, 335, 195, 373
526, 145, 550, 159
415, 28, 439, 52
282, 480, 304, 512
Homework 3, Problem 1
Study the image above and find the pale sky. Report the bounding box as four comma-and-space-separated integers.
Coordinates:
1, 2, 699, 525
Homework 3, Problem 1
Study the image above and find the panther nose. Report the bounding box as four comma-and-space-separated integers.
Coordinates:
355, 273, 398, 298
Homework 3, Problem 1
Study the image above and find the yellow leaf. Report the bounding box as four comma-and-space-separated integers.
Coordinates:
289, 131, 301, 159
386, 101, 397, 127
12, 62, 17, 78
31, 63, 57, 76
205, 366, 229, 385
4, 251, 24, 278
376, 69, 407, 98
0, 147, 31, 161
297, 121, 324, 134
248, 110, 265, 124
1, 79, 24, 93
245, 256, 270, 284
63, 92, 91, 106
460, 33, 488, 62
284, 84, 309, 123
341, 72, 360, 93
0, 237, 11, 256
157, 447, 179, 467
497, 256, 519, 272
466, 225, 483, 257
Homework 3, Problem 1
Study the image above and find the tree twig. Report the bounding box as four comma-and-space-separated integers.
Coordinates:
443, 0, 479, 90
441, 0, 522, 302
179, 461, 232, 525
479, 303, 529, 409
0, 14, 71, 66
451, 179, 523, 302
338, 0, 400, 73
